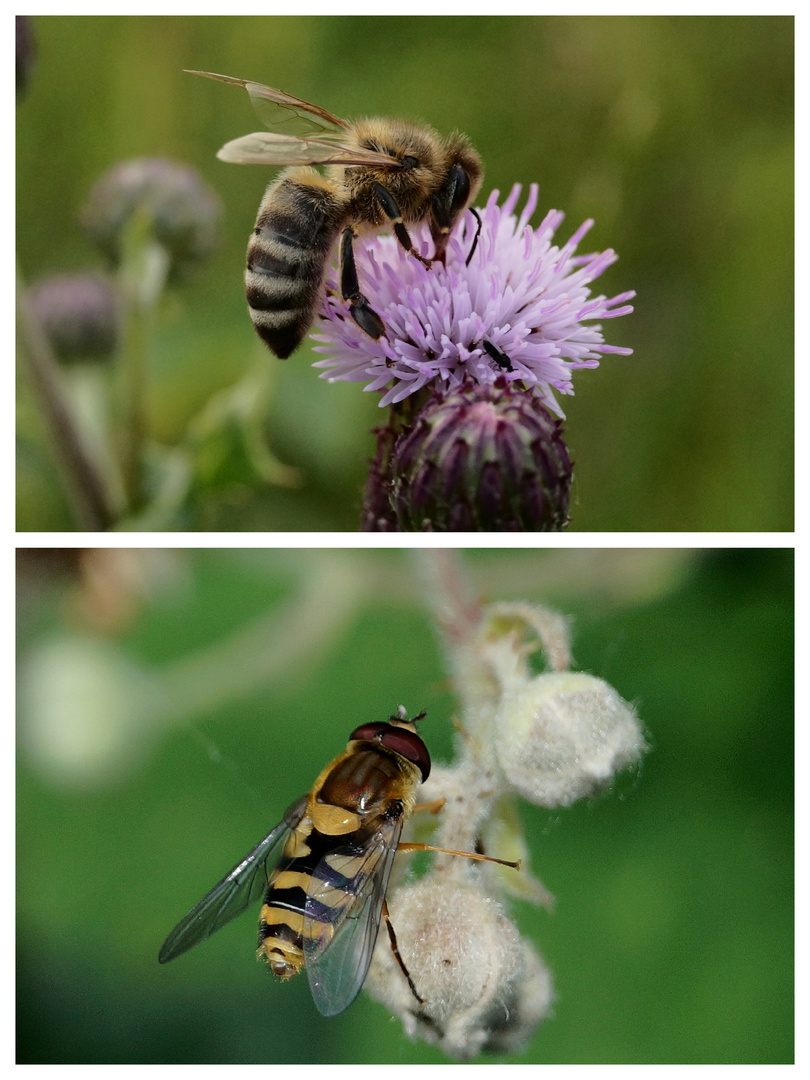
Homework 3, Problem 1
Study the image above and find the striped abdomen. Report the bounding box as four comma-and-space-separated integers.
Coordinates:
258, 747, 411, 978
245, 169, 346, 359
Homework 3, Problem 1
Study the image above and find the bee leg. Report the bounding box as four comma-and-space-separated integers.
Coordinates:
382, 898, 424, 1007
429, 163, 477, 265
339, 227, 386, 339
371, 182, 432, 267
464, 208, 483, 266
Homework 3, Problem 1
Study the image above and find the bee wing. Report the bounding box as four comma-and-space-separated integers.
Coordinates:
186, 69, 348, 135
302, 814, 404, 1016
216, 131, 402, 169
158, 795, 308, 964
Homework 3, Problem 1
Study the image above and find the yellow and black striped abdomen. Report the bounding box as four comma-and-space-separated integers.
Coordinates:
245, 168, 347, 359
259, 824, 369, 978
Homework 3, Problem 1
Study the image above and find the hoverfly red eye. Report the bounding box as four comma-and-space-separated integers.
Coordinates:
379, 729, 431, 782
349, 722, 389, 742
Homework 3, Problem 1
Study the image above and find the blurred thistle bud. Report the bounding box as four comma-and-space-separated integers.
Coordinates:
16, 16, 35, 96
82, 157, 221, 277
365, 875, 553, 1059
28, 273, 119, 363
383, 378, 572, 531
493, 671, 646, 807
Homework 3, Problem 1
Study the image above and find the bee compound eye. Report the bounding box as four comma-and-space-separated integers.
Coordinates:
379, 729, 431, 782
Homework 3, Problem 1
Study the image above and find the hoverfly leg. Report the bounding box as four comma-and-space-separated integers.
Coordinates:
372, 182, 432, 267
398, 841, 520, 871
382, 897, 424, 1007
339, 226, 386, 339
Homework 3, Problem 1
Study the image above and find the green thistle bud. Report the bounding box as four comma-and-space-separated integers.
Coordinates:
81, 157, 221, 277
388, 379, 572, 532
28, 273, 119, 363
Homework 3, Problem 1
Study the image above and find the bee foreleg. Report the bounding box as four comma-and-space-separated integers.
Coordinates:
464, 208, 482, 266
412, 798, 446, 816
382, 897, 424, 1008
339, 227, 386, 340
371, 182, 432, 267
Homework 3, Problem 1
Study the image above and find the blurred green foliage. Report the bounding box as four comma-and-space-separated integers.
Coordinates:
16, 548, 793, 1062
16, 16, 793, 530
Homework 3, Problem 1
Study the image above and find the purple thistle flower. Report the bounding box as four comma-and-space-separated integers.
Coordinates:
311, 183, 635, 417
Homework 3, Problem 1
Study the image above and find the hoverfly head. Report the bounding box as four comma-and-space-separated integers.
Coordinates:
349, 707, 430, 782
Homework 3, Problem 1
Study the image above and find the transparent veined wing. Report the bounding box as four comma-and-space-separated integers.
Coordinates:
158, 795, 308, 964
216, 131, 403, 169
185, 70, 348, 136
302, 813, 404, 1016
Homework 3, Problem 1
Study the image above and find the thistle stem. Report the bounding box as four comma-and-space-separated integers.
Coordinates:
16, 270, 117, 530
116, 213, 170, 511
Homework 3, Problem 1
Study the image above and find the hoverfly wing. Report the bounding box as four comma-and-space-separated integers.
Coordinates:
216, 131, 402, 169
158, 795, 307, 964
185, 70, 347, 135
302, 814, 404, 1016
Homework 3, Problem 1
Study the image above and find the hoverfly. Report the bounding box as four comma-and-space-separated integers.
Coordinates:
186, 70, 483, 359
159, 708, 518, 1016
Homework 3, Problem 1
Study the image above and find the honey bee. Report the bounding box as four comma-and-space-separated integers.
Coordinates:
187, 70, 483, 359
159, 708, 517, 1016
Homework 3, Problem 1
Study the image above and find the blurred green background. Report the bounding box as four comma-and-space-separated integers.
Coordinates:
16, 15, 794, 531
16, 547, 793, 1063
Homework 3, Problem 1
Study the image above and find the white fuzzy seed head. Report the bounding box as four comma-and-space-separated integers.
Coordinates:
364, 875, 553, 1059
493, 671, 646, 807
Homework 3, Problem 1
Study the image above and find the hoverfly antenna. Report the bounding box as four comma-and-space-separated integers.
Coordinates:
390, 706, 427, 725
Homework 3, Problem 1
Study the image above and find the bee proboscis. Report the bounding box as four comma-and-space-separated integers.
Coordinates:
187, 70, 483, 360
159, 708, 517, 1016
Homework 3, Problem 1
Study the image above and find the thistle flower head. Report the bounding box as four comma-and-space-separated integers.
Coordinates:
28, 273, 119, 362
313, 184, 635, 417
82, 157, 221, 277
387, 378, 572, 531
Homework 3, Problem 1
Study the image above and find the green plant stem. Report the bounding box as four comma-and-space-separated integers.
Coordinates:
16, 272, 117, 530
116, 215, 170, 512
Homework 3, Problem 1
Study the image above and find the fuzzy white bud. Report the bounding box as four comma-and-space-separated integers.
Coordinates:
364, 875, 553, 1060
493, 671, 645, 807
17, 634, 162, 787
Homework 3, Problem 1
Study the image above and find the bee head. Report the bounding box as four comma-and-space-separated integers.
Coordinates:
349, 710, 431, 782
